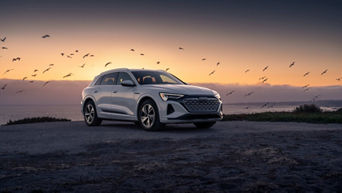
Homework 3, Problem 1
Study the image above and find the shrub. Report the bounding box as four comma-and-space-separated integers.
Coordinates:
5, 117, 71, 126
336, 108, 342, 113
293, 104, 322, 113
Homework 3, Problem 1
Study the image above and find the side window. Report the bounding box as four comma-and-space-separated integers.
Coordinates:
94, 76, 102, 85
117, 72, 133, 85
100, 73, 118, 85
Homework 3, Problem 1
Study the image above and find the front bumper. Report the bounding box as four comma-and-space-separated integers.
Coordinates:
159, 97, 223, 124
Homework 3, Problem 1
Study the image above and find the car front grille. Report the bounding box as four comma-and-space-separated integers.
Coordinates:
182, 97, 220, 113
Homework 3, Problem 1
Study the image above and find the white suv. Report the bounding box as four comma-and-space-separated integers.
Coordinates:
82, 68, 223, 130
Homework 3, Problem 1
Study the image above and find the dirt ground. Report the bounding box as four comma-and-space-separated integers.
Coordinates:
0, 121, 342, 193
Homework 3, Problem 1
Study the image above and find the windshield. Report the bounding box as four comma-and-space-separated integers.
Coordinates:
131, 70, 185, 85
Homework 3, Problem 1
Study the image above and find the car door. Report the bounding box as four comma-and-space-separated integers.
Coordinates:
95, 72, 119, 117
111, 72, 138, 119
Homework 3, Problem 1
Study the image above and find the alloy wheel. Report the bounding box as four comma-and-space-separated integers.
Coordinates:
84, 103, 95, 124
140, 104, 155, 128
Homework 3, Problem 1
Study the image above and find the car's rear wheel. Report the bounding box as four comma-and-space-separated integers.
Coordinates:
194, 121, 216, 129
83, 100, 102, 126
138, 99, 162, 131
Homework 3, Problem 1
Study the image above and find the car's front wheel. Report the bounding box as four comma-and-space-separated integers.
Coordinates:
194, 121, 216, 129
83, 100, 102, 126
138, 99, 162, 131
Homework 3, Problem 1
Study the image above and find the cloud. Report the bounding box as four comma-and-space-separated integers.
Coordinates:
0, 79, 341, 105
192, 83, 342, 103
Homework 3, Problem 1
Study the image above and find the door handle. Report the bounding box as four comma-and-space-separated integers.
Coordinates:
112, 91, 117, 93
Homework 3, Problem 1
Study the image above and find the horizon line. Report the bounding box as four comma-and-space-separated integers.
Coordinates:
1, 78, 341, 88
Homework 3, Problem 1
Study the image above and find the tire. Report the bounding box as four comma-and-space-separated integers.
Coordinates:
138, 99, 162, 131
194, 121, 216, 129
83, 100, 102, 126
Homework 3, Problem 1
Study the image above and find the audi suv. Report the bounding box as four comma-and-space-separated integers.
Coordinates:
81, 68, 223, 130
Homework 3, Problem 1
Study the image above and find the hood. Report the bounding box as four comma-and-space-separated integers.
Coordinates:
142, 84, 215, 96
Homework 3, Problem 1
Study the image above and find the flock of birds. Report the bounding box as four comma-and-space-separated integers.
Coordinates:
0, 33, 341, 110
225, 61, 340, 109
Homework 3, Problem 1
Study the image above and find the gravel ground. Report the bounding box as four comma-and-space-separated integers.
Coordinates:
0, 121, 342, 193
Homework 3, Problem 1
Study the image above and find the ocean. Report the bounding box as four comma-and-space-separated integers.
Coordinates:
1, 100, 341, 125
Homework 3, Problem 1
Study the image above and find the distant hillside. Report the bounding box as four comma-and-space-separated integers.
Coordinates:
0, 79, 341, 105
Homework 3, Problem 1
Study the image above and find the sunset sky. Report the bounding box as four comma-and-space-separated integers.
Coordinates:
0, 0, 341, 86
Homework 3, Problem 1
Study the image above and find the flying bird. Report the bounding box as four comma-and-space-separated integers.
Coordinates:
22, 77, 27, 80
2, 46, 8, 49
178, 47, 184, 50
245, 92, 254, 97
262, 66, 269, 72
245, 69, 250, 73
259, 76, 266, 80
29, 80, 34, 83
31, 74, 37, 77
208, 70, 215, 76
156, 61, 160, 64
0, 37, 6, 42
289, 61, 295, 68
130, 48, 135, 52
165, 68, 170, 71
61, 53, 64, 56
33, 69, 38, 73
42, 34, 50, 38
304, 87, 310, 92
1, 84, 7, 90
42, 81, 50, 87
140, 53, 144, 56
225, 90, 235, 96
321, 69, 328, 75
83, 53, 89, 59
216, 62, 220, 66
12, 57, 21, 62
49, 64, 54, 66
80, 63, 86, 68
63, 73, 72, 78
261, 102, 270, 108
337, 77, 341, 81
90, 54, 94, 57
201, 58, 206, 61
302, 84, 310, 89
70, 53, 74, 56
67, 55, 72, 58
104, 62, 112, 67
303, 72, 310, 77
16, 90, 24, 94
262, 78, 268, 83
42, 67, 51, 73
75, 50, 79, 53
3, 69, 13, 74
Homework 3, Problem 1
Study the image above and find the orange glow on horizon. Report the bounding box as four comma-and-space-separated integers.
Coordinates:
0, 27, 341, 87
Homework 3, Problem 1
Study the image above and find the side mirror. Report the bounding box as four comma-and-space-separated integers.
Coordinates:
121, 80, 135, 87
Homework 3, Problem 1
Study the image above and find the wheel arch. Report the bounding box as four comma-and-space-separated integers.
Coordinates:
82, 96, 97, 113
136, 95, 160, 118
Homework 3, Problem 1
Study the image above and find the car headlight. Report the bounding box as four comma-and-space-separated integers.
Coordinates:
214, 92, 221, 101
159, 93, 184, 101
